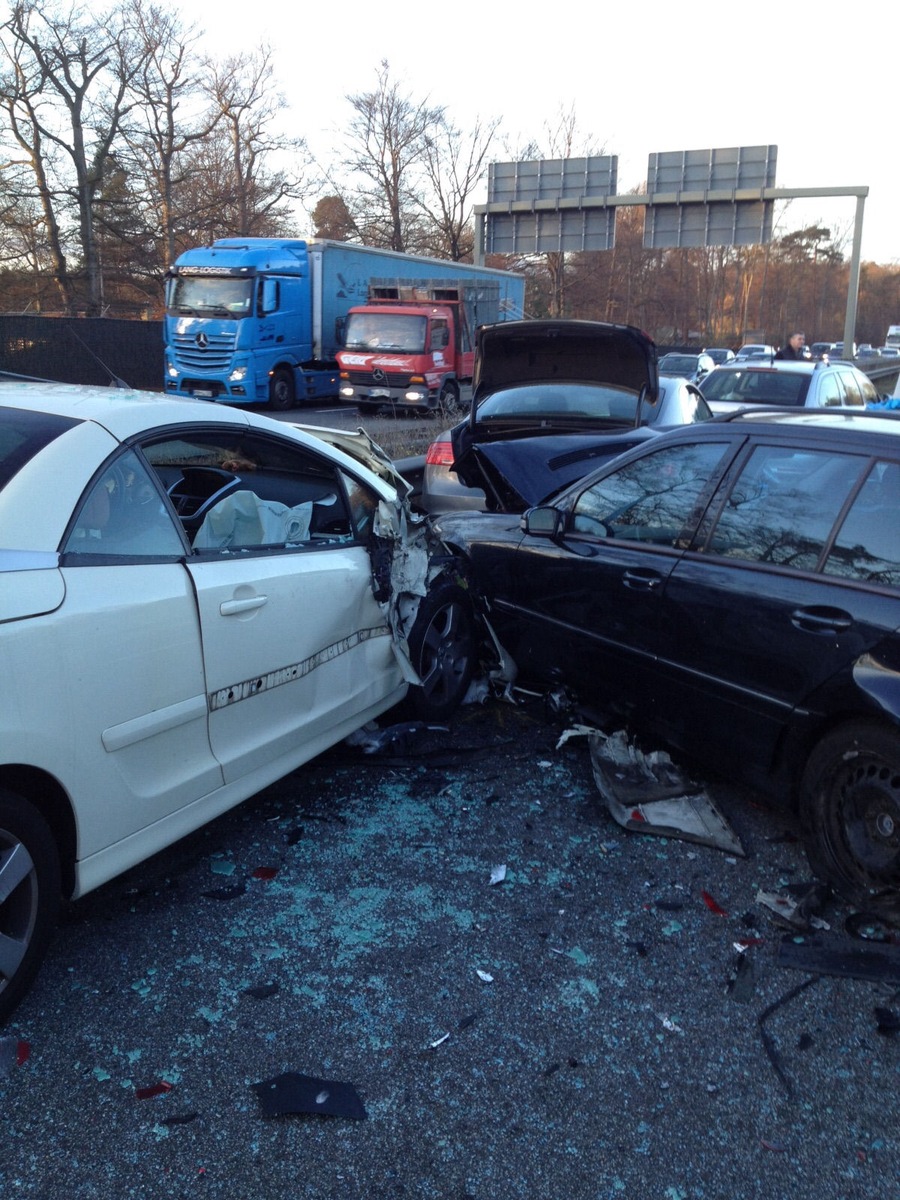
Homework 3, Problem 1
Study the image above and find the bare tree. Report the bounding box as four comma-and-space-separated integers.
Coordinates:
344, 60, 444, 253
417, 113, 500, 260
116, 0, 219, 275
203, 47, 312, 237
0, 1, 147, 314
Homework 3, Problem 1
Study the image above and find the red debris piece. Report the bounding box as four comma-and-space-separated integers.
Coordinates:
735, 937, 765, 948
0, 1038, 30, 1072
629, 809, 647, 823
761, 1139, 787, 1152
701, 890, 728, 916
253, 866, 278, 880
135, 1080, 174, 1100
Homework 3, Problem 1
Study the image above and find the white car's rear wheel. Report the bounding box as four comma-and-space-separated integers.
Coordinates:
0, 791, 60, 1023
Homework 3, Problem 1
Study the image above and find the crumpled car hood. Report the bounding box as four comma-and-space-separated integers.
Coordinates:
290, 422, 412, 498
457, 428, 659, 510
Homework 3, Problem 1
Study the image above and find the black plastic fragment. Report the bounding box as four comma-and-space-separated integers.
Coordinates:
244, 982, 280, 1000
757, 976, 819, 1096
251, 1072, 367, 1120
874, 1007, 900, 1036
777, 936, 900, 984
201, 882, 246, 901
162, 1112, 199, 1126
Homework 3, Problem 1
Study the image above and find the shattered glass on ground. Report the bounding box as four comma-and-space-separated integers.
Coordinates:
2, 698, 898, 1199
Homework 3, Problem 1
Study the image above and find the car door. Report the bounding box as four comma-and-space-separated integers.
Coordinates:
654, 441, 900, 785
148, 429, 402, 785
57, 447, 225, 870
497, 438, 736, 719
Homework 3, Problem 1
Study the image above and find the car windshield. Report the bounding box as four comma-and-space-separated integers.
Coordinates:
700, 368, 810, 406
659, 355, 699, 374
169, 275, 253, 317
476, 382, 639, 424
344, 313, 428, 353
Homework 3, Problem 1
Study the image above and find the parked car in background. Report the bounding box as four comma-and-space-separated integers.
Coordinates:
735, 343, 775, 361
0, 382, 465, 1021
699, 359, 882, 412
878, 347, 900, 358
857, 344, 879, 357
832, 342, 858, 359
810, 341, 838, 360
703, 347, 736, 365
658, 352, 715, 384
431, 409, 900, 913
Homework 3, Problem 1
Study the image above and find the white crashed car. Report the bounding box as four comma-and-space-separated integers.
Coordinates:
0, 383, 474, 1020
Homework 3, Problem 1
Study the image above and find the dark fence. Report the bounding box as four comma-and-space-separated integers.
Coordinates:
0, 316, 163, 391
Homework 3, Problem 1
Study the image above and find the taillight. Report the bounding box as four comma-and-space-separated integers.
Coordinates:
426, 440, 454, 467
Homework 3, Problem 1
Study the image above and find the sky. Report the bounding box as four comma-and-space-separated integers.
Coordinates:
181, 0, 898, 266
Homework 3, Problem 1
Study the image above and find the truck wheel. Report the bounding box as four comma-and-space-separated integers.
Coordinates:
0, 790, 61, 1024
799, 721, 900, 912
268, 369, 296, 411
406, 578, 477, 720
437, 382, 461, 418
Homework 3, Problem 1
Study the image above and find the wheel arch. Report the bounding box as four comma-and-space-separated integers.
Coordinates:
0, 766, 76, 898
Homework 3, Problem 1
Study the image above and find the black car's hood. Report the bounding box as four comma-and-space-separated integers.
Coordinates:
452, 427, 659, 511
472, 319, 658, 403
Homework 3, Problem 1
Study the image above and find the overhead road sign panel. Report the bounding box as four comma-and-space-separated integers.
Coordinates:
643, 145, 777, 249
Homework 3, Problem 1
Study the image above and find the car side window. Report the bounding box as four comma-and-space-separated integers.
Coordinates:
823, 461, 900, 587
571, 442, 730, 546
838, 370, 864, 407
64, 449, 186, 559
817, 372, 845, 407
708, 446, 867, 570
142, 432, 353, 553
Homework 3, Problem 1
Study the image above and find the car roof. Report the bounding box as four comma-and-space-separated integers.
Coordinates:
710, 407, 900, 437
0, 380, 255, 438
0, 381, 401, 494
713, 360, 818, 375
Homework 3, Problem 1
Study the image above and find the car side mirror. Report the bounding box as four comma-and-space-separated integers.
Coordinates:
523, 505, 562, 538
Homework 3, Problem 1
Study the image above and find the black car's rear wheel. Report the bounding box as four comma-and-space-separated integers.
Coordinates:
800, 721, 900, 912
406, 579, 476, 720
0, 790, 61, 1023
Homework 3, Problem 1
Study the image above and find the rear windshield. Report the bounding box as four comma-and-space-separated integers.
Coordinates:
659, 355, 699, 374
477, 381, 639, 423
700, 368, 810, 406
0, 406, 79, 490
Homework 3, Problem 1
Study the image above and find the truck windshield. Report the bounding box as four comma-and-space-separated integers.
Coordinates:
344, 313, 427, 353
169, 276, 253, 319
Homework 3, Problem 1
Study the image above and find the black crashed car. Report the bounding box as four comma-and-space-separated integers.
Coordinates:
446, 319, 665, 513
431, 409, 900, 911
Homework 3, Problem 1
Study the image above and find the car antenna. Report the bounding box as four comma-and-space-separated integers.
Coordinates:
65, 324, 131, 388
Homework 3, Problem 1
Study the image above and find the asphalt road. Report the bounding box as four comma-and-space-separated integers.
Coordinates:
3, 695, 898, 1200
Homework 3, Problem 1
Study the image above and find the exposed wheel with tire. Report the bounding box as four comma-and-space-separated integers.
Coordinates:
268, 368, 296, 412
800, 721, 900, 911
0, 790, 61, 1023
406, 579, 477, 720
436, 381, 461, 420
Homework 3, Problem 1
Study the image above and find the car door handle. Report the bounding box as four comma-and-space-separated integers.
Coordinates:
622, 569, 663, 591
220, 595, 268, 615
790, 606, 852, 633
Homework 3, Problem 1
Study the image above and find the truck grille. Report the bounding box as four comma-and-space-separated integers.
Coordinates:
344, 369, 410, 388
172, 329, 237, 371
